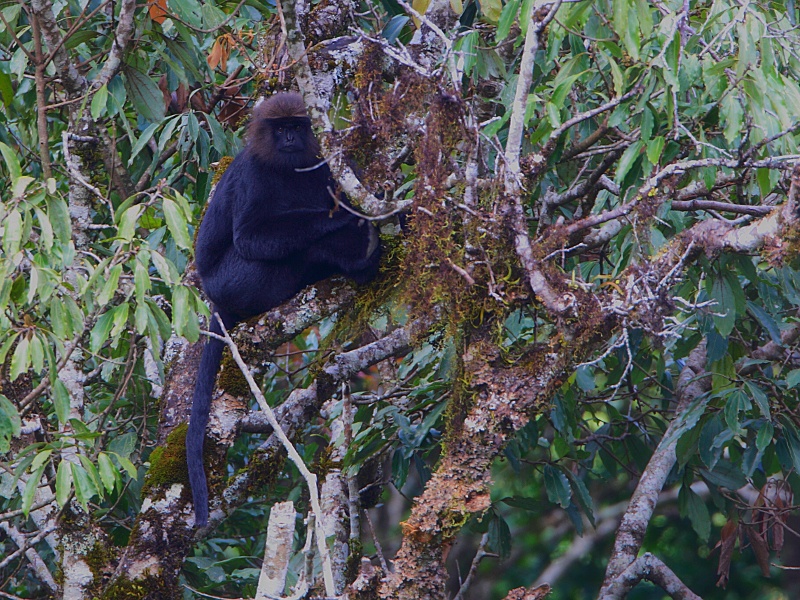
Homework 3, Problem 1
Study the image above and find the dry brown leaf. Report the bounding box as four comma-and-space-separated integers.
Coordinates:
148, 0, 168, 24
207, 35, 233, 72
745, 525, 771, 577
716, 519, 737, 588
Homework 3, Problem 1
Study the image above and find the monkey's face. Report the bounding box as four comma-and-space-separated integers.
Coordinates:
267, 117, 314, 168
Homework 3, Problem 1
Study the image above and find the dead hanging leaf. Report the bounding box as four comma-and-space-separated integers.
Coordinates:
715, 519, 737, 588
208, 35, 233, 72
745, 525, 772, 577
148, 0, 169, 24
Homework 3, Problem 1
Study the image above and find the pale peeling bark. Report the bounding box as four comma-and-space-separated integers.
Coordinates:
320, 472, 350, 594
256, 501, 296, 599
502, 1, 572, 318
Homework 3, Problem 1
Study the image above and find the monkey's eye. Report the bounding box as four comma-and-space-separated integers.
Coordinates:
276, 127, 284, 134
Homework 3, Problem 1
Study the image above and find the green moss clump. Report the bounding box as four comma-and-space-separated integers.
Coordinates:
217, 352, 251, 397
238, 448, 289, 498
86, 541, 116, 585
101, 573, 177, 600
142, 423, 189, 493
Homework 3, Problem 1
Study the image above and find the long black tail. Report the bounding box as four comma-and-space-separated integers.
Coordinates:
187, 310, 227, 527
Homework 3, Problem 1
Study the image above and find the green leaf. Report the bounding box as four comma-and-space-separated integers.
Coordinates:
615, 141, 644, 184
487, 512, 512, 559
0, 333, 19, 366
679, 485, 710, 542
699, 460, 747, 490
97, 264, 122, 306
745, 382, 770, 419
613, 0, 639, 61
0, 394, 21, 453
162, 198, 192, 250
747, 302, 782, 346
135, 303, 151, 335
787, 369, 800, 389
606, 53, 624, 96
46, 197, 72, 243
640, 107, 654, 142
0, 71, 13, 107
172, 285, 191, 337
34, 207, 54, 252
91, 84, 108, 120
392, 449, 410, 489
544, 464, 571, 508
480, 0, 502, 23
721, 94, 743, 144
546, 102, 561, 128
70, 463, 97, 510
110, 303, 129, 338
709, 275, 736, 337
9, 335, 30, 381
28, 333, 44, 373
90, 310, 116, 354
22, 465, 46, 517
646, 136, 665, 164
151, 252, 179, 285
723, 389, 750, 434
78, 454, 103, 492
128, 122, 160, 166
97, 453, 117, 493
0, 142, 21, 180
3, 209, 22, 256
55, 459, 73, 507
635, 0, 653, 37
496, 0, 519, 42
110, 452, 138, 479
51, 378, 71, 424
50, 298, 69, 339
756, 421, 773, 453
30, 449, 52, 473
501, 496, 540, 511
122, 66, 166, 123
563, 469, 595, 527
146, 299, 173, 339
382, 15, 410, 44
118, 205, 144, 242
134, 258, 151, 303
200, 3, 226, 28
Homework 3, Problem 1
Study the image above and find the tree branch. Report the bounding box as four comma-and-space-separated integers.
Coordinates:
600, 553, 701, 600
28, 0, 86, 96
599, 343, 709, 592
95, 0, 136, 86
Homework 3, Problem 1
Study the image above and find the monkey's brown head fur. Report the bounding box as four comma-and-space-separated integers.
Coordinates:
253, 92, 309, 120
247, 93, 321, 170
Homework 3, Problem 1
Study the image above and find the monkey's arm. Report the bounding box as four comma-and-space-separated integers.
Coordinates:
232, 206, 357, 261
305, 220, 381, 283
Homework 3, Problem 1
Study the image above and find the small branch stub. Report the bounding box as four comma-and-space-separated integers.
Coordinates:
256, 501, 296, 600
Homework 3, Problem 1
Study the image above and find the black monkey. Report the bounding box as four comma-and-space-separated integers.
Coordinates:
188, 93, 381, 526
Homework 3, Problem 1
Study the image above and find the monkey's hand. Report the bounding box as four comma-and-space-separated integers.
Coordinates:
365, 222, 379, 258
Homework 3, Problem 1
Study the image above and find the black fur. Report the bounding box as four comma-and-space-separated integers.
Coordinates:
187, 95, 380, 526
